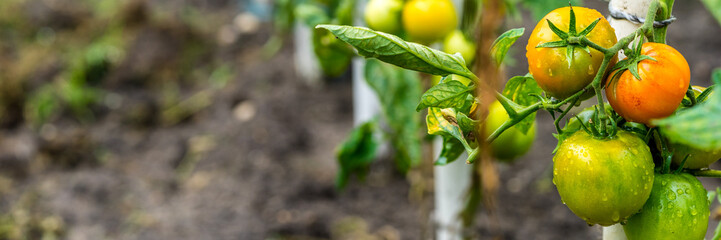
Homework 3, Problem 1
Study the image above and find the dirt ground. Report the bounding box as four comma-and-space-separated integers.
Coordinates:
0, 0, 720, 240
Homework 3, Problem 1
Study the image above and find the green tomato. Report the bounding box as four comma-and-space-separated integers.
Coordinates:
442, 30, 476, 65
483, 101, 536, 162
667, 85, 721, 169
364, 0, 404, 34
553, 129, 654, 226
668, 140, 721, 169
624, 173, 709, 240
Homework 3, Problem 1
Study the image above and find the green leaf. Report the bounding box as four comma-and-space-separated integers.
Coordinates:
654, 80, 721, 151
426, 107, 472, 151
456, 111, 479, 133
417, 80, 474, 111
316, 25, 476, 80
365, 59, 423, 172
435, 136, 466, 165
490, 28, 524, 66
701, 0, 721, 26
335, 120, 379, 189
313, 28, 354, 77
501, 75, 543, 133
295, 3, 330, 27
713, 68, 721, 83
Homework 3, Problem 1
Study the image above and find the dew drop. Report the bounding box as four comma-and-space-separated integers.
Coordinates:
547, 68, 554, 76
677, 210, 683, 217
685, 189, 691, 194
602, 194, 608, 202
691, 209, 698, 216
536, 63, 542, 68
612, 212, 620, 222
677, 189, 684, 195
668, 192, 677, 200
662, 180, 667, 186
587, 65, 594, 75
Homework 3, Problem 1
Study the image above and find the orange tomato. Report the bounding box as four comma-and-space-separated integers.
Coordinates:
605, 42, 690, 125
526, 7, 618, 99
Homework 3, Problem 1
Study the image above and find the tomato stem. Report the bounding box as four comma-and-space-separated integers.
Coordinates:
685, 169, 721, 178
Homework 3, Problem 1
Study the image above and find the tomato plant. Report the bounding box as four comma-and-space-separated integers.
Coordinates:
526, 6, 618, 100
606, 42, 691, 125
402, 0, 457, 44
623, 173, 709, 240
317, 0, 721, 238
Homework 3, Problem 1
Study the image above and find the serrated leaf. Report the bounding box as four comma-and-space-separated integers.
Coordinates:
416, 80, 474, 111
490, 28, 524, 66
426, 107, 472, 151
335, 120, 379, 189
501, 75, 542, 133
654, 85, 721, 151
365, 59, 423, 172
456, 111, 479, 133
316, 25, 476, 80
435, 137, 466, 165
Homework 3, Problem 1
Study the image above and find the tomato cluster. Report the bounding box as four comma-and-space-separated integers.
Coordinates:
521, 5, 717, 237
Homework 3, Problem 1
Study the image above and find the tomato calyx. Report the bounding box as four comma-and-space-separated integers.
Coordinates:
535, 5, 602, 68
606, 35, 658, 86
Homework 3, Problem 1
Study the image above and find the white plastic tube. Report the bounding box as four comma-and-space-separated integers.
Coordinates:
603, 1, 652, 239
293, 22, 322, 86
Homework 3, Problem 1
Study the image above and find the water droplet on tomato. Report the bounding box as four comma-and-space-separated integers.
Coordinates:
612, 212, 620, 222
587, 65, 594, 75
677, 189, 684, 195
668, 192, 676, 200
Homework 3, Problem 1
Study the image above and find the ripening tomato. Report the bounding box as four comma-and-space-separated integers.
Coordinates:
667, 86, 721, 169
364, 0, 404, 34
553, 129, 654, 226
442, 30, 476, 65
526, 7, 618, 99
605, 42, 691, 125
483, 101, 536, 162
402, 0, 457, 44
623, 173, 709, 240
